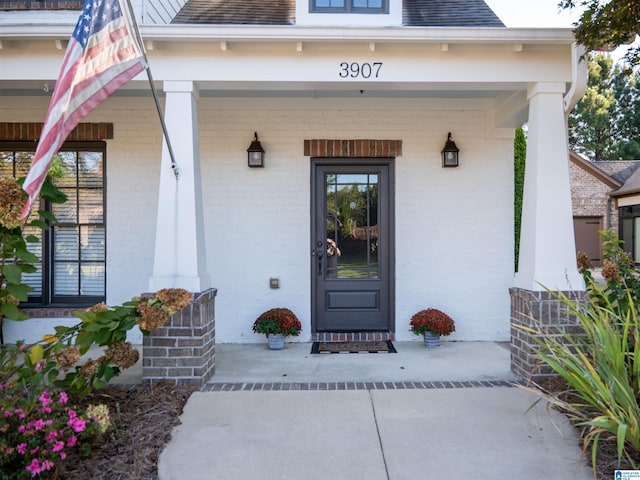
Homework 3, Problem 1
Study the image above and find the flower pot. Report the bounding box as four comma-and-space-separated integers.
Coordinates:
423, 331, 441, 348
267, 333, 285, 350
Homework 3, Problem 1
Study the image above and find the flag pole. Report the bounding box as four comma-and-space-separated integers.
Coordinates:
123, 0, 180, 179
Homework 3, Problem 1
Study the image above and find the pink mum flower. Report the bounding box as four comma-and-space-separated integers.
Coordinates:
58, 392, 68, 404
52, 441, 64, 452
17, 443, 27, 455
67, 435, 77, 448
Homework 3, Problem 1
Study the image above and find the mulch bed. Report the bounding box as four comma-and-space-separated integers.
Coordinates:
58, 382, 197, 480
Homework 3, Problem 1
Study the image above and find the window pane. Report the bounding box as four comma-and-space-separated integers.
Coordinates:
54, 262, 79, 295
15, 152, 34, 178
81, 226, 105, 261
79, 188, 103, 223
51, 189, 77, 223
315, 0, 330, 6
78, 151, 103, 187
54, 226, 79, 261
22, 225, 43, 296
81, 264, 105, 295
0, 151, 13, 176
53, 151, 77, 187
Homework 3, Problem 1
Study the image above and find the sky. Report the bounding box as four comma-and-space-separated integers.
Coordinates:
485, 0, 582, 28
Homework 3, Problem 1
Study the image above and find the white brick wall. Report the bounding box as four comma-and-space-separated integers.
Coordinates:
2, 96, 514, 344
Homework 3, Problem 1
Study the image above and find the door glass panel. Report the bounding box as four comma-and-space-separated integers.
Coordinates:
325, 173, 379, 279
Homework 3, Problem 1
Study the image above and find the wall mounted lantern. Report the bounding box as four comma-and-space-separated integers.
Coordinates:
441, 132, 460, 168
247, 132, 265, 168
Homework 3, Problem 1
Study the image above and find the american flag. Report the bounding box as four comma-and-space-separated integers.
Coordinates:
20, 0, 146, 218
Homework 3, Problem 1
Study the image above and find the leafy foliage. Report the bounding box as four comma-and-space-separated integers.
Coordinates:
514, 127, 526, 271
0, 382, 102, 479
559, 0, 640, 67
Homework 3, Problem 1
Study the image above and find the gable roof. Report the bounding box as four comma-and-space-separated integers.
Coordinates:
172, 0, 505, 27
403, 0, 504, 27
570, 151, 623, 189
173, 0, 295, 25
611, 165, 640, 197
592, 160, 640, 185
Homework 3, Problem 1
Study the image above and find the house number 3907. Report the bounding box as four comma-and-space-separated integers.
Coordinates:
339, 62, 383, 79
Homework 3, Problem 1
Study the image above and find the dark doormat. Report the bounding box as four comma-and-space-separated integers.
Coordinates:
311, 340, 397, 354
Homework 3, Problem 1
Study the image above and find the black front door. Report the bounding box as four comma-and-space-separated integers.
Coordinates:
311, 158, 394, 332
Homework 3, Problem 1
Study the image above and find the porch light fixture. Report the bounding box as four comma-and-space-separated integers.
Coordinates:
247, 132, 265, 168
441, 132, 459, 168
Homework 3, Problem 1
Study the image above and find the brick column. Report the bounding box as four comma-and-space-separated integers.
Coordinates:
143, 288, 216, 387
510, 287, 587, 384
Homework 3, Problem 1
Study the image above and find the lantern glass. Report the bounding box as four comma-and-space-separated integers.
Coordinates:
247, 132, 265, 168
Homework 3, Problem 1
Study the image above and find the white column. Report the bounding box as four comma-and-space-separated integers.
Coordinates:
149, 80, 211, 292
514, 82, 585, 292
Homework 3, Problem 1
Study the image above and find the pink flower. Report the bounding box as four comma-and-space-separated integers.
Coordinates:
39, 391, 51, 407
17, 443, 27, 455
26, 458, 41, 477
41, 460, 54, 471
67, 435, 77, 448
52, 441, 64, 452
58, 392, 68, 404
60, 452, 66, 460
33, 419, 45, 430
68, 417, 87, 433
34, 362, 42, 372
19, 343, 27, 351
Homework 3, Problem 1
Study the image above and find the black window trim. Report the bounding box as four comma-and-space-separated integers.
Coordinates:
1, 140, 107, 308
309, 0, 388, 14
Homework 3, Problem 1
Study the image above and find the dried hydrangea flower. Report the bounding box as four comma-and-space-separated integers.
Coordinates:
105, 341, 139, 369
0, 177, 26, 229
86, 302, 108, 313
601, 259, 621, 282
79, 357, 103, 378
53, 346, 81, 371
86, 404, 111, 433
156, 288, 192, 315
136, 302, 170, 331
576, 251, 593, 271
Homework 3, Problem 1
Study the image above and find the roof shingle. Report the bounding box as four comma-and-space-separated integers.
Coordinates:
172, 0, 505, 27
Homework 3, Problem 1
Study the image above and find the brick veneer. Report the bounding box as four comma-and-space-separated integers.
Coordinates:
143, 288, 217, 388
1, 1, 83, 10
0, 123, 113, 141
510, 287, 587, 384
304, 139, 402, 157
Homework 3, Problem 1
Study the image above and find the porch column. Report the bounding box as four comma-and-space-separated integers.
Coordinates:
149, 80, 211, 292
513, 82, 584, 292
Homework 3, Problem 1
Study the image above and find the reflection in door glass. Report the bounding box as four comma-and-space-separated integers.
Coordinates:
325, 173, 379, 279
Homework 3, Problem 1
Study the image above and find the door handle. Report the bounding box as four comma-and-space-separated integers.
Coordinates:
317, 253, 323, 275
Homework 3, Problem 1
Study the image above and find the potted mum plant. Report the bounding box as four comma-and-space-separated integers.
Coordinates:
252, 308, 302, 350
410, 308, 455, 348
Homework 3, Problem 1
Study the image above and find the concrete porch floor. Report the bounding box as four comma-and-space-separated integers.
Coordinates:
111, 340, 517, 385
207, 340, 516, 384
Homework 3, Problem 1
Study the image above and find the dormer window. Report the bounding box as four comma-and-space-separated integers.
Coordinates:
310, 0, 388, 14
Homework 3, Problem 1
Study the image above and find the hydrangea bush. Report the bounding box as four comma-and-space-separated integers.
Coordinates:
0, 173, 194, 477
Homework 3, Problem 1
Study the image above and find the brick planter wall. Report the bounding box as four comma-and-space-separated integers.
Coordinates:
143, 288, 217, 388
510, 287, 587, 384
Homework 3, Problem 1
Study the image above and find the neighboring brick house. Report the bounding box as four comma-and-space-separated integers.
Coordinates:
570, 151, 640, 265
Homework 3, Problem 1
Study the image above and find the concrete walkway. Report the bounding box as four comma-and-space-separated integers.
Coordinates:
158, 342, 593, 480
